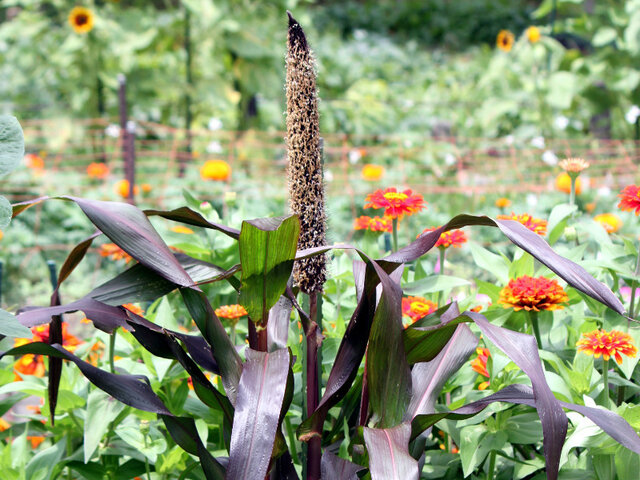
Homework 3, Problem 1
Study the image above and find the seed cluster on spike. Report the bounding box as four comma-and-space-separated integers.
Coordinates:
499, 275, 568, 312
419, 227, 467, 248
364, 187, 426, 219
618, 185, 640, 215
577, 329, 637, 365
286, 12, 327, 294
496, 213, 547, 236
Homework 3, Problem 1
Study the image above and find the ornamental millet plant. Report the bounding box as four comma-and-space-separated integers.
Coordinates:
5, 35, 640, 480
286, 12, 326, 479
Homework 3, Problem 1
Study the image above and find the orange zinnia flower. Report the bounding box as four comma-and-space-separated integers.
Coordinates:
499, 275, 568, 312
577, 329, 637, 365
471, 347, 490, 377
68, 6, 94, 34
28, 436, 46, 448
594, 213, 622, 233
353, 215, 392, 233
122, 303, 144, 316
364, 187, 426, 219
361, 164, 385, 181
0, 418, 10, 432
24, 153, 44, 170
115, 179, 139, 198
419, 227, 467, 248
556, 172, 582, 194
86, 162, 110, 179
141, 183, 152, 194
171, 225, 195, 234
402, 296, 437, 323
200, 160, 231, 181
496, 30, 515, 52
495, 197, 511, 208
99, 243, 132, 263
215, 304, 248, 320
13, 323, 82, 380
496, 213, 547, 236
618, 185, 640, 215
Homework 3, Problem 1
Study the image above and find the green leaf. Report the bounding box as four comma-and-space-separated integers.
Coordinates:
0, 196, 12, 230
84, 390, 125, 463
547, 203, 577, 245
615, 445, 640, 480
546, 72, 578, 109
402, 275, 470, 295
24, 440, 65, 480
0, 308, 32, 337
0, 116, 24, 177
238, 216, 300, 323
460, 425, 507, 477
469, 242, 509, 284
509, 251, 534, 279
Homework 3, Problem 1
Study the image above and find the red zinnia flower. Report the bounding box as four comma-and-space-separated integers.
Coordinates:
419, 227, 467, 248
618, 185, 640, 215
498, 275, 568, 312
364, 187, 426, 219
577, 329, 637, 365
402, 296, 437, 323
496, 213, 547, 236
215, 304, 248, 320
471, 347, 490, 377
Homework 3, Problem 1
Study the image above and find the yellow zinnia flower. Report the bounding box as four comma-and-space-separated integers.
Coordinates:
200, 160, 231, 181
68, 7, 94, 34
594, 213, 622, 233
526, 26, 541, 43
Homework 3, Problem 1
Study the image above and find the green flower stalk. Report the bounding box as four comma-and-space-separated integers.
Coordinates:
286, 11, 327, 295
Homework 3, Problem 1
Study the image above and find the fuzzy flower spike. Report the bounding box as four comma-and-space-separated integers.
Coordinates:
286, 12, 327, 294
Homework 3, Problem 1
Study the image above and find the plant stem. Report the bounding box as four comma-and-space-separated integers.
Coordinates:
529, 311, 542, 349
569, 176, 576, 207
306, 292, 321, 480
392, 217, 399, 252
487, 450, 497, 480
437, 247, 446, 306
602, 358, 610, 409
284, 416, 300, 465
109, 330, 116, 374
628, 248, 640, 321
617, 385, 626, 406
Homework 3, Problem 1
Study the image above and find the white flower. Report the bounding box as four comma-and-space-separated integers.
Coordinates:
504, 135, 514, 145
597, 186, 612, 197
208, 117, 223, 131
626, 105, 640, 124
542, 150, 558, 166
531, 136, 545, 149
324, 170, 334, 182
526, 194, 538, 207
348, 149, 362, 164
554, 115, 569, 130
572, 120, 583, 130
206, 141, 223, 154
444, 153, 457, 166
105, 124, 121, 138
